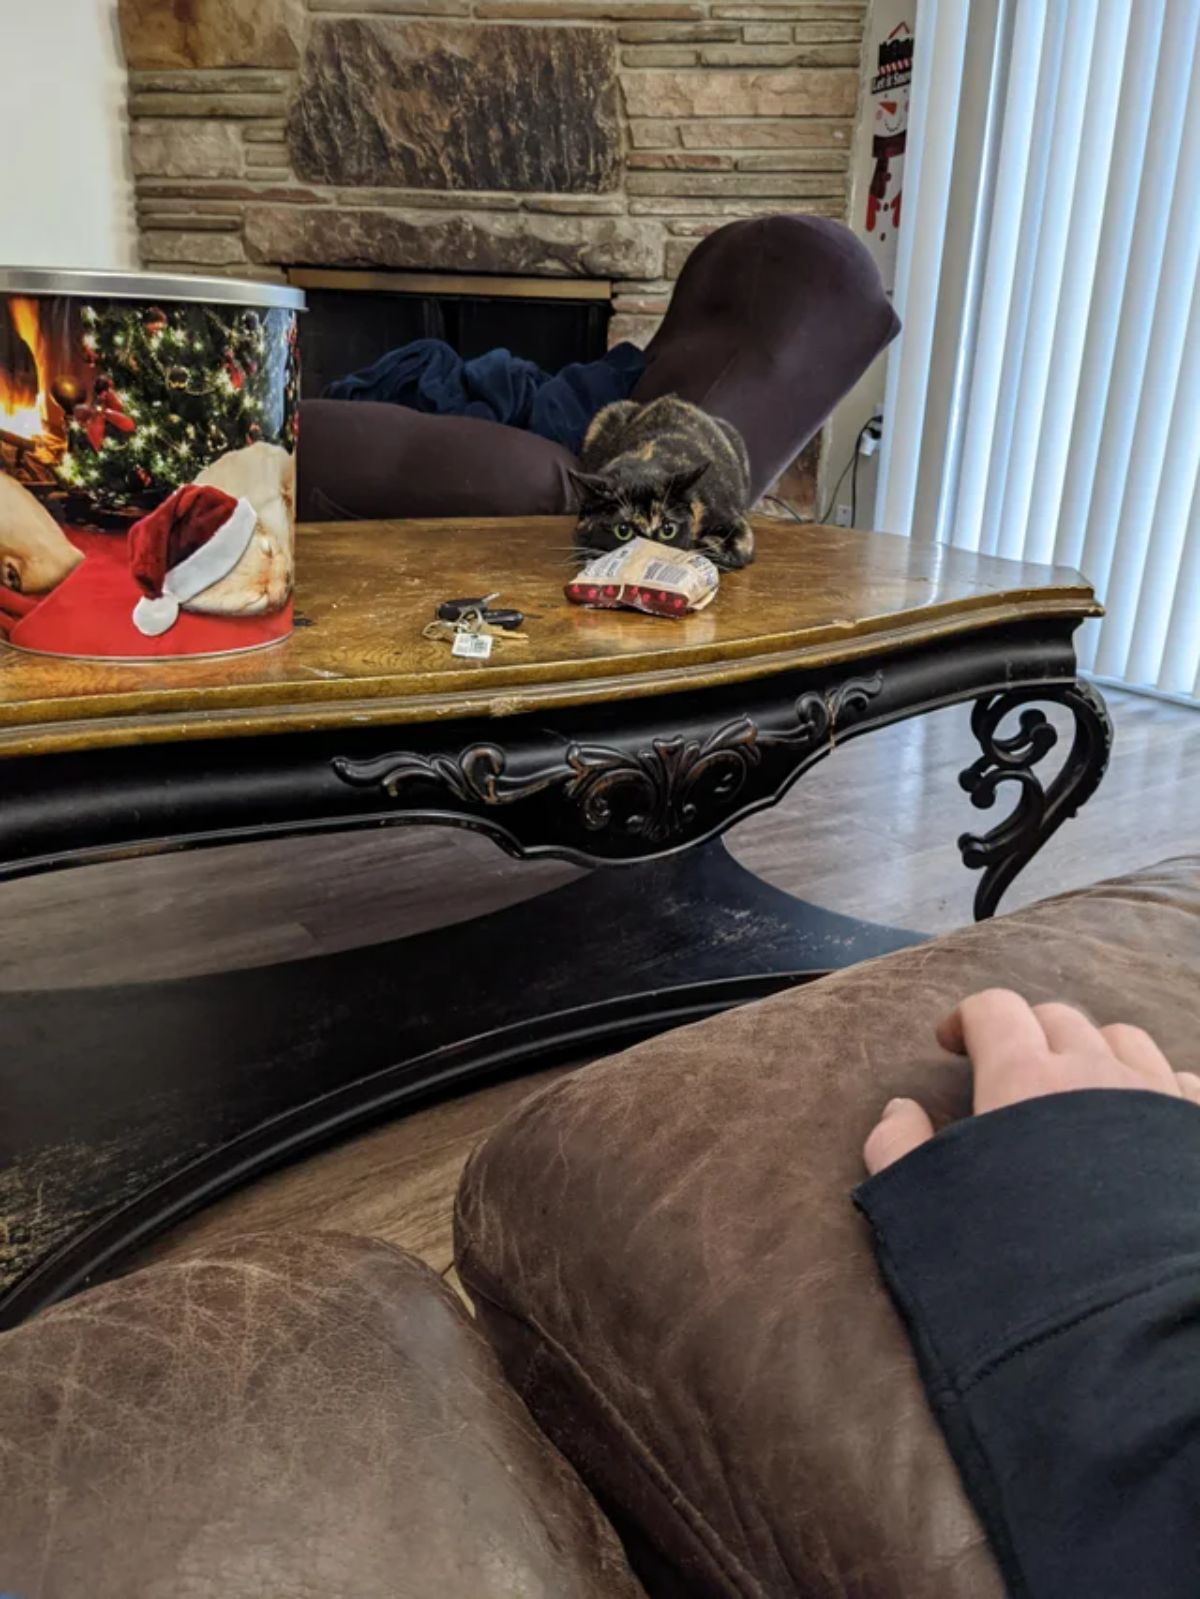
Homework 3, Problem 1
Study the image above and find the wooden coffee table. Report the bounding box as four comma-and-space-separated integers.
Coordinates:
0, 517, 1108, 1321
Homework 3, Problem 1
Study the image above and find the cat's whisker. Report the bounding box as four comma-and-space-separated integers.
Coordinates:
699, 548, 737, 572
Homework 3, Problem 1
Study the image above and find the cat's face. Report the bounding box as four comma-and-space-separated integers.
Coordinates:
571, 464, 707, 559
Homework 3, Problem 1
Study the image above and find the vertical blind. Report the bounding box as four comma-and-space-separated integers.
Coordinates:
875, 0, 1200, 701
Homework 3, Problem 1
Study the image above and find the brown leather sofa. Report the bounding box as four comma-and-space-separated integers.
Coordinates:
0, 1232, 645, 1598
3, 857, 1197, 1597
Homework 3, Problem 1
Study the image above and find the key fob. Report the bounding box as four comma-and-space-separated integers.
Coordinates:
481, 608, 525, 630
437, 596, 491, 622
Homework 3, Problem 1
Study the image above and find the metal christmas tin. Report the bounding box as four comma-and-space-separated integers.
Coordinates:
0, 269, 303, 660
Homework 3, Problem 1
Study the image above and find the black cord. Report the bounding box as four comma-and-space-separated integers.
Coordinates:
818, 419, 872, 525
760, 494, 806, 522
817, 453, 854, 526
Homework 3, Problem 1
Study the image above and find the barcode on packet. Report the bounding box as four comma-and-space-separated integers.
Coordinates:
642, 558, 695, 587
584, 549, 629, 580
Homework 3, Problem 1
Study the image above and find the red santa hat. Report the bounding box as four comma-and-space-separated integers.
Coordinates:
128, 482, 257, 637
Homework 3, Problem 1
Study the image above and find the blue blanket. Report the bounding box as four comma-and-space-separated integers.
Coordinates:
324, 338, 646, 454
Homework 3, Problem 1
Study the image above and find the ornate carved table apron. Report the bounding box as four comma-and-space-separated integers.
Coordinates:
0, 518, 1109, 1321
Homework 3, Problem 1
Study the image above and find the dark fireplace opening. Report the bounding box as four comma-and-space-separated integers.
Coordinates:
291, 273, 613, 400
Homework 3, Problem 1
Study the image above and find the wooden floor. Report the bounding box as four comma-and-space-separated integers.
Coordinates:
3, 685, 1196, 1284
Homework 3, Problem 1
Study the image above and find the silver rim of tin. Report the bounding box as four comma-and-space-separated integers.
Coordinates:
0, 268, 305, 311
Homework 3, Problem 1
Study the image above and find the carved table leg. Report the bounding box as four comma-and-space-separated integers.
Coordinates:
958, 681, 1113, 921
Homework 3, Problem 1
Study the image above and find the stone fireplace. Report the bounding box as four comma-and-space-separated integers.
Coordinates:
118, 0, 867, 508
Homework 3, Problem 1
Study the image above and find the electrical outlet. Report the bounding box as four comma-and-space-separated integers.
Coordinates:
834, 503, 853, 527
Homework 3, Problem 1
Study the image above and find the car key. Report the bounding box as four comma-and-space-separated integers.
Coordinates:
436, 594, 525, 629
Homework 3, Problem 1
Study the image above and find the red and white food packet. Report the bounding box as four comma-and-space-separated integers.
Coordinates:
565, 536, 720, 618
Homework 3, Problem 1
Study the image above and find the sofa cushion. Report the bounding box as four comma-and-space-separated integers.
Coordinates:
297, 400, 578, 521
455, 858, 1200, 1598
0, 1232, 645, 1598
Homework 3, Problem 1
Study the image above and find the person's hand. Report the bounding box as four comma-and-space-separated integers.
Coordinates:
864, 988, 1200, 1176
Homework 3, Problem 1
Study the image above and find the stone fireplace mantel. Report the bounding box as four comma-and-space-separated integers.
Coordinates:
119, 0, 864, 344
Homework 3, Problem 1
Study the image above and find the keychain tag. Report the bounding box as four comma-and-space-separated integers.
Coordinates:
452, 630, 494, 660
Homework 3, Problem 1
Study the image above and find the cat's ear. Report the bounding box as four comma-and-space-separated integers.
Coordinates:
568, 469, 615, 508
670, 463, 710, 498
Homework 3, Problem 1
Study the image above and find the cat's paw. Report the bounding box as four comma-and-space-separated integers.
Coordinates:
725, 518, 756, 569
699, 519, 755, 570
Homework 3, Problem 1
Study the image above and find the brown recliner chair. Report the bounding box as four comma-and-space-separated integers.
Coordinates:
4, 858, 1196, 1596
296, 213, 899, 522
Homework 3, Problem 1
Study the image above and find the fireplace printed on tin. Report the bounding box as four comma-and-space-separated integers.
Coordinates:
0, 275, 302, 661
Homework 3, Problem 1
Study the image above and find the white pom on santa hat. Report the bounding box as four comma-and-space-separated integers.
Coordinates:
132, 594, 182, 636
129, 482, 257, 638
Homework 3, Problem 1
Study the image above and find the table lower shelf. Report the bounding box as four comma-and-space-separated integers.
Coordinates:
0, 839, 919, 1325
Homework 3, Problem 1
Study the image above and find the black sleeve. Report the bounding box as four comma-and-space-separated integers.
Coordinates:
854, 1089, 1200, 1599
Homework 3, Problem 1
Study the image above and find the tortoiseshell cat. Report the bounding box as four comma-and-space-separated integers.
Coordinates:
570, 396, 754, 570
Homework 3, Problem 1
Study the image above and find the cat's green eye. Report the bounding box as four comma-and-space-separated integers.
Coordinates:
659, 522, 679, 542
615, 522, 636, 541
